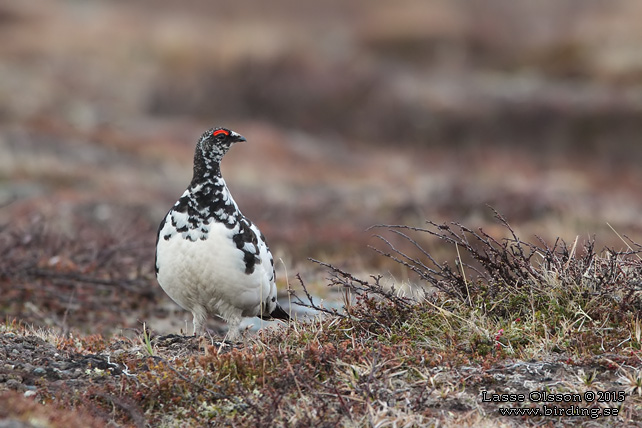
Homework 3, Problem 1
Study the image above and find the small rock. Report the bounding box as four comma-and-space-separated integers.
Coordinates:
4, 379, 21, 390
23, 390, 37, 398
0, 418, 31, 428
33, 367, 46, 376
58, 370, 72, 379
19, 364, 34, 373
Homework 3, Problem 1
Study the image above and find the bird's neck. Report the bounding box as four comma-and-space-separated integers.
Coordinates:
192, 145, 223, 184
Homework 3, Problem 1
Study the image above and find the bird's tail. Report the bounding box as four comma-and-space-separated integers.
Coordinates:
261, 303, 290, 321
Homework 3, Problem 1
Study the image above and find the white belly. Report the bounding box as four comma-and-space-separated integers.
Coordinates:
156, 220, 272, 322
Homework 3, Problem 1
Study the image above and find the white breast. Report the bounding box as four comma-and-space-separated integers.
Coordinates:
155, 216, 276, 323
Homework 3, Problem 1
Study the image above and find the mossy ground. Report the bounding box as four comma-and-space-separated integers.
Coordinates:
2, 218, 641, 427
2, 1, 642, 426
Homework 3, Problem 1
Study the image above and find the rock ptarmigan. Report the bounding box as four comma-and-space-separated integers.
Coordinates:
155, 127, 289, 340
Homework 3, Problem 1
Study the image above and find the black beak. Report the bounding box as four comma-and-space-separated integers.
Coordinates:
231, 132, 247, 143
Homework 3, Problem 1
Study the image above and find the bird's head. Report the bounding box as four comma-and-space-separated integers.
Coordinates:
198, 127, 247, 157
193, 127, 247, 178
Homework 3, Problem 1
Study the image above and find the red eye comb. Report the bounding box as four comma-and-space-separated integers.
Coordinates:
212, 129, 229, 137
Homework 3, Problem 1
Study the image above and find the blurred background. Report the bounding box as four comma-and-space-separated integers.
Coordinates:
1, 0, 641, 333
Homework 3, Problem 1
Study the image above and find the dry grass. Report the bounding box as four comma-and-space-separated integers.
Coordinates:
2, 213, 641, 426
2, 1, 642, 426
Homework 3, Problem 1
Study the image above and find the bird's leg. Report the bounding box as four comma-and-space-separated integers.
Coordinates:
191, 307, 207, 336
225, 315, 242, 343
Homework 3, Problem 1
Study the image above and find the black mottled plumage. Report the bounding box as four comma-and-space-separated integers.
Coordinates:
154, 127, 289, 339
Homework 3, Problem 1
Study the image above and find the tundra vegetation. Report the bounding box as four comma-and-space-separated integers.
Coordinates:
2, 1, 642, 426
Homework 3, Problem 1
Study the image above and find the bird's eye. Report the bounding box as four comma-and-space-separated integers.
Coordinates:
212, 129, 229, 138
